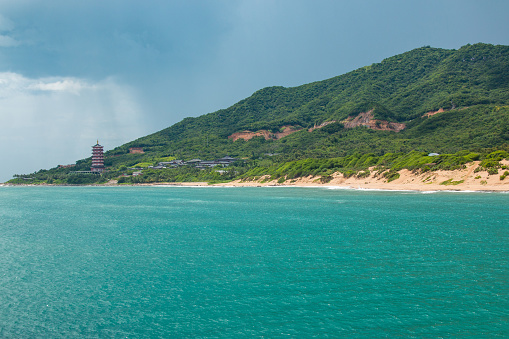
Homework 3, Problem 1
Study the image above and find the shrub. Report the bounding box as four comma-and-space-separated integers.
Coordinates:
485, 150, 509, 161
342, 170, 356, 178
440, 179, 464, 185
383, 169, 400, 182
500, 171, 509, 180
356, 170, 371, 178
320, 175, 333, 183
261, 176, 271, 183
465, 153, 480, 161
480, 159, 501, 168
476, 157, 502, 174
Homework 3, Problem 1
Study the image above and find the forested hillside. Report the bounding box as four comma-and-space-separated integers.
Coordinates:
9, 43, 509, 184
112, 43, 508, 159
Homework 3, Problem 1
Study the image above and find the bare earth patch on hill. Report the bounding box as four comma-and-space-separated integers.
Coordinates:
308, 121, 337, 132
342, 110, 406, 132
422, 106, 469, 118
423, 108, 446, 117
228, 125, 303, 141
228, 110, 406, 142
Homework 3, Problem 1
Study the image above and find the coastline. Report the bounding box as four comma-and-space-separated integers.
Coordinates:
213, 160, 509, 192
3, 160, 509, 192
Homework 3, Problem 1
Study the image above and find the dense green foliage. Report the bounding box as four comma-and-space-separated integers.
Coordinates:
7, 43, 509, 184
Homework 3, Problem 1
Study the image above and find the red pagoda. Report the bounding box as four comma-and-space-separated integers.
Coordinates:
91, 140, 105, 173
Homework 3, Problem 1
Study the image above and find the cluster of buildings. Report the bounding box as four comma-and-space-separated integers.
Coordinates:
126, 156, 238, 177
142, 156, 238, 170
73, 141, 239, 176
91, 141, 238, 171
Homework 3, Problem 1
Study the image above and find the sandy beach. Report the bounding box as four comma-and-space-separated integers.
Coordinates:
211, 160, 509, 192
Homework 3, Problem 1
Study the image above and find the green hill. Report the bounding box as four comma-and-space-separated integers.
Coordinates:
9, 43, 509, 184
114, 43, 508, 157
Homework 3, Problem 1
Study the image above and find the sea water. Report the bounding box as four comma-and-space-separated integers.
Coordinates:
0, 186, 507, 337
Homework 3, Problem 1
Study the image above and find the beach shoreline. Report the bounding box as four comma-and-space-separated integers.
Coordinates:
3, 160, 509, 192
3, 181, 508, 192
211, 160, 509, 192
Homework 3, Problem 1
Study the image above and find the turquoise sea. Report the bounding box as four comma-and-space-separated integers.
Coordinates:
0, 186, 507, 337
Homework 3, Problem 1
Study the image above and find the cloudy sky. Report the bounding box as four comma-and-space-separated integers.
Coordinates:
0, 0, 508, 182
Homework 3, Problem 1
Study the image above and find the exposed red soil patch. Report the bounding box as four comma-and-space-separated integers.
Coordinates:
229, 110, 406, 142
423, 108, 445, 117
342, 110, 406, 132
308, 121, 337, 132
422, 107, 468, 118
228, 130, 272, 141
229, 121, 345, 141
228, 125, 303, 141
275, 126, 302, 139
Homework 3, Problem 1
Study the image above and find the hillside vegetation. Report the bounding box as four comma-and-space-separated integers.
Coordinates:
8, 43, 509, 184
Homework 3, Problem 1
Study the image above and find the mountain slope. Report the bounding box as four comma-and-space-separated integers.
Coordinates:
103, 43, 508, 163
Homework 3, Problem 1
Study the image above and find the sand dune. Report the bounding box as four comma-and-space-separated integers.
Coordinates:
214, 160, 509, 191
